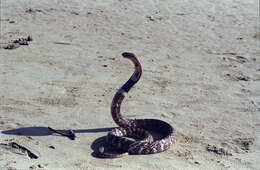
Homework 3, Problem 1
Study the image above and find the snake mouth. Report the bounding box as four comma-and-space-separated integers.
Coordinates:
122, 52, 135, 58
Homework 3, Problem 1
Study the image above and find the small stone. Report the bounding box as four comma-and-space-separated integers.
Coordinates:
176, 13, 185, 16
18, 40, 29, 45
71, 11, 79, 15
237, 76, 249, 81
99, 146, 104, 153
49, 145, 55, 149
27, 35, 33, 41
26, 8, 34, 13
241, 89, 250, 93
4, 43, 20, 50
146, 15, 155, 21
29, 165, 37, 169
109, 57, 115, 60
37, 164, 44, 168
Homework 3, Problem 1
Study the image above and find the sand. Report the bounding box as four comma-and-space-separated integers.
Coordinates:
0, 0, 259, 169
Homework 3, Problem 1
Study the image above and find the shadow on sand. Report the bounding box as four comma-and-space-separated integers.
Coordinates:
1, 126, 115, 158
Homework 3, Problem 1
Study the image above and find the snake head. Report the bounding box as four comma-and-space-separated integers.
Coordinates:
122, 52, 135, 58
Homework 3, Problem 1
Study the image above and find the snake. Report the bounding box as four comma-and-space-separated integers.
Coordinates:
98, 52, 176, 158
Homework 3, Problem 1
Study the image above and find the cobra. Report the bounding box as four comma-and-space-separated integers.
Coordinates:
98, 52, 176, 158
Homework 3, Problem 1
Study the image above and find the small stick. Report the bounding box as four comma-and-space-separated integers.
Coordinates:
0, 142, 39, 159
48, 127, 76, 140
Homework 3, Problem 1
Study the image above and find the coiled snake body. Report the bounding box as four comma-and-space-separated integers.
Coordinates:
98, 52, 176, 158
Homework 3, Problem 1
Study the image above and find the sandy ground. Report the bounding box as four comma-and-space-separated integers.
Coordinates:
0, 0, 259, 169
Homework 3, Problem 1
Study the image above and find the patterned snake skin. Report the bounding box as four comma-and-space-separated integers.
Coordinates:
98, 52, 176, 158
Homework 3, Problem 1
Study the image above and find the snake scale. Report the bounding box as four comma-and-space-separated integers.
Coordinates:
98, 52, 176, 158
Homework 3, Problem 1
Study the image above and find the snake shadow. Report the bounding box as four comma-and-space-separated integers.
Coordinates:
1, 126, 115, 158
1, 126, 115, 136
